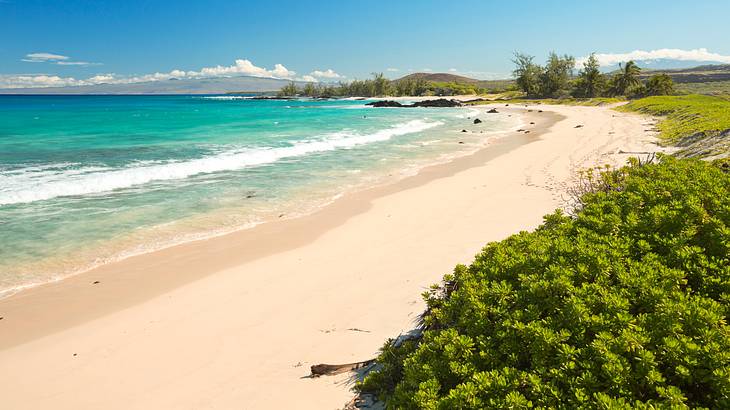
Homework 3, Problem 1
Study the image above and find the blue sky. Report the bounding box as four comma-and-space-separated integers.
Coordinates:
2, 0, 730, 88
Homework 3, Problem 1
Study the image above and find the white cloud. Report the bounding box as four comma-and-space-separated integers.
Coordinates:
21, 52, 69, 63
0, 58, 321, 89
22, 52, 100, 66
422, 68, 433, 72
386, 67, 399, 72
578, 48, 730, 67
448, 68, 458, 72
309, 69, 343, 79
197, 59, 296, 79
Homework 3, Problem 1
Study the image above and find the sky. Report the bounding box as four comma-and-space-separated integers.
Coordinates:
2, 0, 730, 88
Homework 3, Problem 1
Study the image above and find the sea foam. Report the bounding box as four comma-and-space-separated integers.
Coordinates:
0, 119, 442, 206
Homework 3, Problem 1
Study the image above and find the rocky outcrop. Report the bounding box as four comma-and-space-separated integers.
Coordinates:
411, 99, 461, 107
473, 118, 482, 124
365, 100, 404, 107
366, 99, 462, 108
487, 108, 499, 113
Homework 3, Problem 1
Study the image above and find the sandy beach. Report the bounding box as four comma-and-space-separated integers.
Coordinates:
0, 103, 659, 409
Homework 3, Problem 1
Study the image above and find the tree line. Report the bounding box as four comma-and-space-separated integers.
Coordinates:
277, 73, 496, 98
513, 51, 675, 98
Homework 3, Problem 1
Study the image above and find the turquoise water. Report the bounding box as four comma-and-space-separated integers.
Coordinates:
0, 95, 519, 295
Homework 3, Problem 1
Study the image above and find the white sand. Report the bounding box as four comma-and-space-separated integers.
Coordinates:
0, 104, 659, 409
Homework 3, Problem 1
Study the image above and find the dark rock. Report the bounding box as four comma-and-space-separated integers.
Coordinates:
365, 100, 404, 108
463, 98, 486, 103
461, 129, 467, 133
487, 108, 499, 113
458, 141, 465, 144
411, 98, 461, 107
530, 122, 535, 125
574, 125, 584, 128
538, 110, 543, 112
473, 118, 482, 124
92, 280, 100, 284
367, 99, 461, 108
524, 130, 531, 134
505, 104, 509, 106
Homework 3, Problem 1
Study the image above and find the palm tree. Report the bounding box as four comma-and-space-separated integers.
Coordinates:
609, 60, 641, 96
646, 73, 675, 96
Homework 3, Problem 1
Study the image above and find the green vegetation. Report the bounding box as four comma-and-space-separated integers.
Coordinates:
646, 74, 675, 96
618, 95, 730, 143
573, 53, 607, 98
426, 81, 486, 96
465, 97, 623, 107
360, 157, 730, 409
512, 53, 542, 98
511, 52, 575, 98
277, 73, 499, 98
511, 52, 676, 100
607, 61, 643, 97
541, 53, 576, 98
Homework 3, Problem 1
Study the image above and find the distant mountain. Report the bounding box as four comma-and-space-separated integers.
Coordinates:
636, 64, 730, 83
601, 59, 730, 72
0, 75, 302, 95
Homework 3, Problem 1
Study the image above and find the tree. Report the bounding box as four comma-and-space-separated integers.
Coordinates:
302, 82, 317, 97
278, 81, 299, 97
608, 60, 641, 96
573, 53, 606, 98
645, 73, 675, 96
512, 52, 542, 98
539, 52, 575, 98
371, 72, 391, 96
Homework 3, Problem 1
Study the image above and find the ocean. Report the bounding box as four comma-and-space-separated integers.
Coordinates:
0, 95, 519, 296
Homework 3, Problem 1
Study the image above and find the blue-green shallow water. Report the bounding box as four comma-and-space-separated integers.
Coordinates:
0, 95, 519, 296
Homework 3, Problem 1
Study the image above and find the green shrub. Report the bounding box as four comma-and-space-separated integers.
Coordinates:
360, 157, 730, 409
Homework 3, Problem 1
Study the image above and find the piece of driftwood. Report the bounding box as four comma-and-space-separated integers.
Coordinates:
310, 359, 376, 377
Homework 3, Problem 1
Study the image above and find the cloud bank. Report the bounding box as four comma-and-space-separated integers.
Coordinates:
577, 48, 730, 67
2, 58, 343, 88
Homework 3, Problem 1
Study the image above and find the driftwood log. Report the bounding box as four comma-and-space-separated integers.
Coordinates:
310, 359, 376, 377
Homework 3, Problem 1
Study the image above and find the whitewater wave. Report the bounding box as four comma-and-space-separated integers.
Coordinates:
198, 96, 253, 100
0, 119, 442, 206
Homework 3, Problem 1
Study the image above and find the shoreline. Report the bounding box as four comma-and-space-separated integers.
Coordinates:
0, 104, 520, 301
0, 104, 660, 409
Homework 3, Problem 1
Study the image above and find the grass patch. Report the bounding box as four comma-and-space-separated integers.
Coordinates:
618, 95, 730, 145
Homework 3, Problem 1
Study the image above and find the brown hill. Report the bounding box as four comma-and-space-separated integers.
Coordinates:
639, 64, 730, 84
395, 72, 515, 91
395, 72, 481, 84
